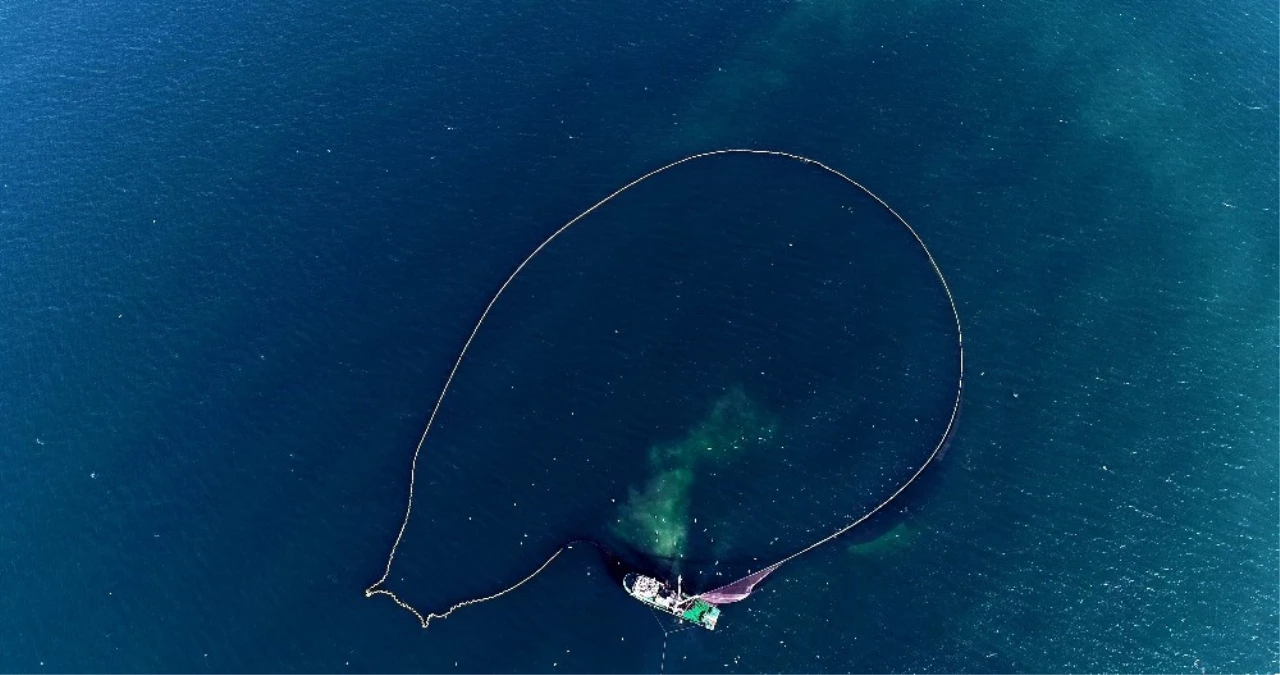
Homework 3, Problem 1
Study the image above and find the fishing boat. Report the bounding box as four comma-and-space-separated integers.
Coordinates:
622, 573, 721, 630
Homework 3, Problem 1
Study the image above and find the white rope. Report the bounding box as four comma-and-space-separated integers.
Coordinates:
365, 149, 964, 629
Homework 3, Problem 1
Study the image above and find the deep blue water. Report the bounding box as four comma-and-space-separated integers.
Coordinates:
2, 0, 1277, 672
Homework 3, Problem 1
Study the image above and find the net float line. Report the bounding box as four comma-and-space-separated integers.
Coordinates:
365, 149, 965, 628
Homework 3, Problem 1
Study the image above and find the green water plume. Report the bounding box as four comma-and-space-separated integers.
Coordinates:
846, 521, 917, 557
612, 388, 776, 559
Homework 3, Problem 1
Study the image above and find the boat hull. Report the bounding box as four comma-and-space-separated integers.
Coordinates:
623, 573, 721, 630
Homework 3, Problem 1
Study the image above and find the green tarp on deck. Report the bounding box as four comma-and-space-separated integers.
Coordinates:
681, 600, 712, 623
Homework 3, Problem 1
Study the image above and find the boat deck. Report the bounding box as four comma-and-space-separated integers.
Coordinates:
623, 573, 721, 630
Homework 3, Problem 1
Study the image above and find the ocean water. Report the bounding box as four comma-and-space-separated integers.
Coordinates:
1, 0, 1276, 672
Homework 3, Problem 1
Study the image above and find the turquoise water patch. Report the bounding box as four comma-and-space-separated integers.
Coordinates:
847, 522, 916, 557
612, 389, 777, 559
